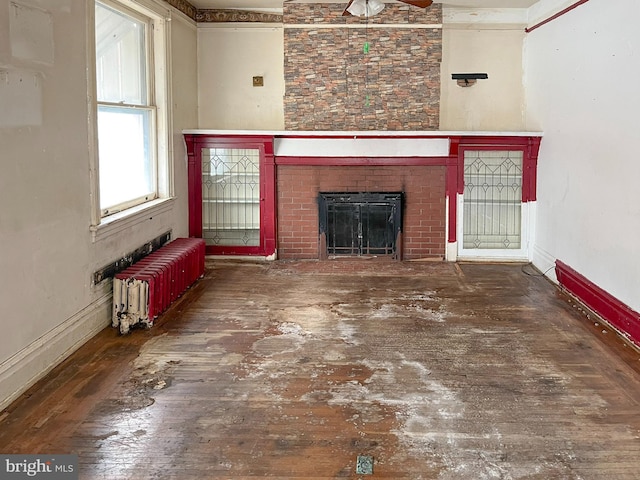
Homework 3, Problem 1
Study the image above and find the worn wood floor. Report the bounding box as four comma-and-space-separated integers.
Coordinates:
1, 260, 640, 479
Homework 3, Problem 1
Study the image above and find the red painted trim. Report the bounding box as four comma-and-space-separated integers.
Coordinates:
456, 136, 533, 147
275, 156, 449, 166
262, 150, 277, 256
446, 163, 458, 244
555, 260, 640, 347
446, 138, 460, 244
184, 135, 202, 239
185, 133, 542, 256
206, 245, 266, 256
275, 134, 452, 141
525, 0, 590, 33
183, 134, 277, 258
524, 137, 541, 202
456, 147, 466, 196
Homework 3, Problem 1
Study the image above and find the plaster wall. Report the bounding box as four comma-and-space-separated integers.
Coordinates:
440, 17, 526, 131
197, 25, 285, 130
0, 2, 197, 410
196, 6, 528, 133
525, 0, 640, 311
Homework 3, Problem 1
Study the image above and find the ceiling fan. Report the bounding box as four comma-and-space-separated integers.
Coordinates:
341, 0, 433, 17
283, 0, 434, 18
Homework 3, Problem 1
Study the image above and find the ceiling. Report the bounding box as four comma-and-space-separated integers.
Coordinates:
191, 0, 541, 10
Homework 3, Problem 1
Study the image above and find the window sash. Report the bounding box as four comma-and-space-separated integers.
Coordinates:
97, 104, 157, 216
95, 1, 150, 106
95, 0, 159, 217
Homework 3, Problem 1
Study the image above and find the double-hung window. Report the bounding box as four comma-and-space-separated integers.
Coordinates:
94, 0, 169, 218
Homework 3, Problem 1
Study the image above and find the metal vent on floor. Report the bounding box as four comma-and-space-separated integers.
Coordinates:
356, 455, 374, 475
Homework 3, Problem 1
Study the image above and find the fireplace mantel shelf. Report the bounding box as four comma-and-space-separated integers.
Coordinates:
182, 129, 544, 138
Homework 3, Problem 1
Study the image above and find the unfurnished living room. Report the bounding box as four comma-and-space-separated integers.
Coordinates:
1, 0, 640, 478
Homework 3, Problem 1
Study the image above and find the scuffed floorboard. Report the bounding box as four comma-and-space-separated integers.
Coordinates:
1, 260, 640, 479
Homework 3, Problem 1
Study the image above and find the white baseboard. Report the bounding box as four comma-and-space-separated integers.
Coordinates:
0, 294, 112, 412
445, 241, 457, 262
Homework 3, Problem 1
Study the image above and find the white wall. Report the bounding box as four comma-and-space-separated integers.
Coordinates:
197, 13, 525, 133
198, 24, 285, 129
440, 8, 527, 131
525, 0, 640, 311
171, 14, 199, 235
0, 2, 197, 410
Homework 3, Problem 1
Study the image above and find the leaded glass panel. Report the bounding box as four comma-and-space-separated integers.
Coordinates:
202, 148, 260, 247
463, 150, 523, 250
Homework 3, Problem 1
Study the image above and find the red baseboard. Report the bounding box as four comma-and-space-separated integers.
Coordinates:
555, 260, 640, 346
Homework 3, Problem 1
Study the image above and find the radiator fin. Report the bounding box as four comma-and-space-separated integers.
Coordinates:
112, 238, 206, 334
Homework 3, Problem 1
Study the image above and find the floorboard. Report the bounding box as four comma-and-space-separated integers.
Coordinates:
1, 260, 640, 479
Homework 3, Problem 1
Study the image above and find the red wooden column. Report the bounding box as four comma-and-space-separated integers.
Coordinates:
261, 139, 277, 257
446, 137, 461, 244
184, 134, 203, 239
524, 136, 542, 202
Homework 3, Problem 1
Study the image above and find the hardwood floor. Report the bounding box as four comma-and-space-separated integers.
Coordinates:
1, 260, 640, 479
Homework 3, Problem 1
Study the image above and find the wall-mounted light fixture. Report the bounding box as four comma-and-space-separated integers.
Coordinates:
452, 73, 488, 87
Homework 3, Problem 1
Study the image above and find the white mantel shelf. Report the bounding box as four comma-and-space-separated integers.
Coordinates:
182, 130, 544, 137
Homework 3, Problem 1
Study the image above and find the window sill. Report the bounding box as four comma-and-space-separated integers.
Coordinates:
90, 198, 175, 243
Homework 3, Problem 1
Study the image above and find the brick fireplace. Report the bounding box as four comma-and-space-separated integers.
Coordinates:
277, 164, 445, 260
184, 132, 542, 262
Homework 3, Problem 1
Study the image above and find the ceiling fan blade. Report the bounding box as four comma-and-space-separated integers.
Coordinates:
397, 0, 433, 8
342, 0, 355, 16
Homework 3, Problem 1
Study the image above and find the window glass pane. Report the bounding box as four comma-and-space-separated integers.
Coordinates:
95, 2, 147, 105
98, 105, 154, 211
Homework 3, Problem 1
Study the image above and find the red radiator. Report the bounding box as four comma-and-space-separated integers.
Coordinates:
112, 238, 206, 334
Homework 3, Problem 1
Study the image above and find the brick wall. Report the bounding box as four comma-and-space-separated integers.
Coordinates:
277, 165, 446, 259
283, 3, 442, 131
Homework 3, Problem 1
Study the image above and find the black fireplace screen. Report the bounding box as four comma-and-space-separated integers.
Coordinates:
318, 192, 403, 257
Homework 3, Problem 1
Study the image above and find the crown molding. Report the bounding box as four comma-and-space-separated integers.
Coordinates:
196, 9, 283, 23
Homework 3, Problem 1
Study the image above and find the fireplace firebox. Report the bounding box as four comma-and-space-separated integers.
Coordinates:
318, 192, 403, 259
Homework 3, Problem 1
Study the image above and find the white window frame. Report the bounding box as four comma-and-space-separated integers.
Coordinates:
89, 0, 173, 240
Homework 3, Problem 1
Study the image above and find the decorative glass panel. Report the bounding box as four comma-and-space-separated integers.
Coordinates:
463, 150, 523, 249
202, 148, 260, 247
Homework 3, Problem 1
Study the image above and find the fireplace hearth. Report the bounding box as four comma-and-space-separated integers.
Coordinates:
318, 192, 403, 259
